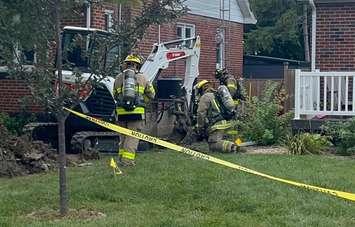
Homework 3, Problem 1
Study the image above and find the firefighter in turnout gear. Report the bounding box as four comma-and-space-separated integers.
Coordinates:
215, 68, 245, 105
113, 54, 155, 166
194, 80, 238, 153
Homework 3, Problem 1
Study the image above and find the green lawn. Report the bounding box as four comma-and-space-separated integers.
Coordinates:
1, 148, 355, 227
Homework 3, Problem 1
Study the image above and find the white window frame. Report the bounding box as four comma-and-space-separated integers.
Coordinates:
177, 23, 195, 40
104, 10, 114, 32
14, 44, 37, 65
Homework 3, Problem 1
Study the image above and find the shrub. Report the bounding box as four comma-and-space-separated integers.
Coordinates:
322, 119, 355, 155
0, 112, 35, 135
284, 133, 330, 155
236, 81, 293, 145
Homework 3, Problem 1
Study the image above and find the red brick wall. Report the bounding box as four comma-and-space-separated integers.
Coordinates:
61, 3, 118, 30
135, 14, 244, 84
61, 5, 86, 27
0, 79, 41, 113
316, 3, 355, 71
91, 3, 118, 29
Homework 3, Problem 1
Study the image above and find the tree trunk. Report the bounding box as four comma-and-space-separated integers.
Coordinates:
58, 116, 68, 216
55, 0, 68, 216
303, 4, 310, 62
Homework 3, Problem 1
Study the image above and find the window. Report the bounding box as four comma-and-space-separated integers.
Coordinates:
177, 23, 195, 46
105, 10, 114, 32
21, 50, 35, 64
216, 28, 225, 69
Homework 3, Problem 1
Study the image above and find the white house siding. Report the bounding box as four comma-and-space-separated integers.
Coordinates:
185, 0, 244, 23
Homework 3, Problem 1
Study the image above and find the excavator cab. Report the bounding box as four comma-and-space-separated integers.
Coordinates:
59, 27, 118, 114
61, 26, 119, 74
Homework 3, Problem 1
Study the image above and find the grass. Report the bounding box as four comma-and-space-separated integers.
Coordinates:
1, 148, 355, 227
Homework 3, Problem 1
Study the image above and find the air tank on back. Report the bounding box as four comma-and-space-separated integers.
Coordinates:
122, 69, 137, 110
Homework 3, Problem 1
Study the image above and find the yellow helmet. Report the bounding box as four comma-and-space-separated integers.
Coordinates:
124, 54, 142, 65
194, 80, 210, 90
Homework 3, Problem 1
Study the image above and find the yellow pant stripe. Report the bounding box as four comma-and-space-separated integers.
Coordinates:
223, 141, 229, 152
121, 151, 136, 160
210, 120, 232, 131
118, 148, 126, 155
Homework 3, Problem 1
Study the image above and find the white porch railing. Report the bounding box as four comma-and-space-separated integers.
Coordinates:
294, 69, 355, 119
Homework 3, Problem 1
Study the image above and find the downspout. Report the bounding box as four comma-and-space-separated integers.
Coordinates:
86, 2, 91, 28
309, 0, 316, 71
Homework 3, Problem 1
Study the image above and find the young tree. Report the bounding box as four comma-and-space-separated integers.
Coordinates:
0, 0, 186, 216
0, 0, 85, 216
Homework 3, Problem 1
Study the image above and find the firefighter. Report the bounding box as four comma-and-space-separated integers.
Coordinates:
194, 80, 238, 153
113, 54, 155, 166
215, 68, 245, 105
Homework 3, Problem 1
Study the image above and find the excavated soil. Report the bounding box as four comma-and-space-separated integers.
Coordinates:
0, 123, 58, 177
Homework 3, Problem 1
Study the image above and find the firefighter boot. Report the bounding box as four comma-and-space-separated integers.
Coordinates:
118, 157, 136, 167
231, 144, 241, 153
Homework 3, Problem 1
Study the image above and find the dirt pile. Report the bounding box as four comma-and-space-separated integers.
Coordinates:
0, 123, 57, 177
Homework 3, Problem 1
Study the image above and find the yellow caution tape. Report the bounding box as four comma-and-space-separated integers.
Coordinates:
65, 108, 355, 202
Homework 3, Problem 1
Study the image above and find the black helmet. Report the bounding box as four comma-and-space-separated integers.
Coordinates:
215, 68, 228, 79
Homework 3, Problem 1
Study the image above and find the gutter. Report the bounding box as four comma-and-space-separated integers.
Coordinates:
309, 0, 316, 71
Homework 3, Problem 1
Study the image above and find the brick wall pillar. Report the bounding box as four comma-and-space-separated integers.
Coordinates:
316, 3, 355, 71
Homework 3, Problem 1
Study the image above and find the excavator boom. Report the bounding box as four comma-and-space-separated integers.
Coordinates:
140, 36, 201, 106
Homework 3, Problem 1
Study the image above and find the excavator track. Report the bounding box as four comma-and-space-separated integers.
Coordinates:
71, 131, 120, 153
23, 122, 59, 148
23, 122, 58, 133
24, 123, 120, 153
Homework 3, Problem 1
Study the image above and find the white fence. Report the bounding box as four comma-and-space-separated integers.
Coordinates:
294, 69, 355, 119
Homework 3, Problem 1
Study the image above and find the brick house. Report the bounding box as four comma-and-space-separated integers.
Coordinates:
292, 0, 355, 124
0, 0, 256, 113
315, 0, 355, 71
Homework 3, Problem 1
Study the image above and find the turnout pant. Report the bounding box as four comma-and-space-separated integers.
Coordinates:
118, 120, 143, 162
208, 129, 234, 153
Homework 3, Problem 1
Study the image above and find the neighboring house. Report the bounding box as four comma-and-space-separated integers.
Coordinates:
315, 0, 355, 71
243, 55, 309, 80
0, 1, 256, 113
292, 0, 355, 127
